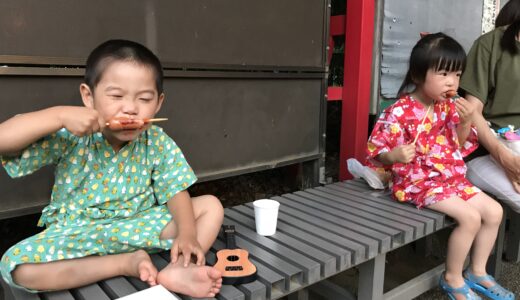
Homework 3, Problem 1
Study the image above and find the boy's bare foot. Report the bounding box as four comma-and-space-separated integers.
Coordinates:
124, 250, 158, 286
157, 259, 222, 298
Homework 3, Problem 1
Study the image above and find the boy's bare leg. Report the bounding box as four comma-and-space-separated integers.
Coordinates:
158, 195, 224, 297
12, 249, 156, 291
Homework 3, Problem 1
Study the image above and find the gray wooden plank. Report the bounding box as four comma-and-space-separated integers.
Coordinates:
331, 182, 446, 230
211, 238, 284, 299
99, 277, 138, 298
4, 284, 40, 300
225, 208, 336, 278
205, 249, 263, 300
279, 194, 392, 252
276, 193, 404, 246
73, 284, 111, 300
245, 202, 367, 265
225, 234, 304, 293
314, 186, 436, 235
282, 191, 414, 244
294, 190, 421, 240
41, 290, 75, 300
298, 189, 427, 238
222, 217, 321, 285
234, 205, 351, 271
273, 195, 380, 258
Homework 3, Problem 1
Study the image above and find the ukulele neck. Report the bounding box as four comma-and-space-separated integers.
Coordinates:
223, 225, 238, 249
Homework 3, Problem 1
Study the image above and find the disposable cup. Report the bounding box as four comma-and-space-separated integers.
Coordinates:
253, 199, 280, 236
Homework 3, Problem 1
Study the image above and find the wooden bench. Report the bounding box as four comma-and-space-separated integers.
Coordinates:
6, 179, 497, 300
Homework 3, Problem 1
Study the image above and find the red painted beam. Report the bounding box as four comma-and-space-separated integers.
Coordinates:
327, 86, 343, 101
330, 15, 346, 36
339, 0, 374, 180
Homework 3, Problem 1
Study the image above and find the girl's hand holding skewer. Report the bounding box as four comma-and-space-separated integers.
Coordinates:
454, 97, 477, 126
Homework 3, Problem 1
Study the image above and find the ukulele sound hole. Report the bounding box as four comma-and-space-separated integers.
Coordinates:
226, 255, 239, 261
225, 266, 244, 271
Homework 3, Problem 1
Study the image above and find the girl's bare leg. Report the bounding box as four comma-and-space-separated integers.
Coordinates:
467, 192, 503, 286
428, 196, 482, 292
12, 249, 156, 291
157, 195, 224, 297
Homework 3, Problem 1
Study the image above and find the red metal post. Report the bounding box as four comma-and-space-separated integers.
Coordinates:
339, 0, 375, 180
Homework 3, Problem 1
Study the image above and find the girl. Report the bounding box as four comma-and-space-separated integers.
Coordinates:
0, 40, 223, 298
366, 33, 514, 300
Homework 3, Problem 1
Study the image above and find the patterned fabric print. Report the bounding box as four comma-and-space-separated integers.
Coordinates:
0, 126, 197, 290
366, 95, 481, 208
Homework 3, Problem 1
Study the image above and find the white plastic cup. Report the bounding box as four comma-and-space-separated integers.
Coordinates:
253, 199, 280, 236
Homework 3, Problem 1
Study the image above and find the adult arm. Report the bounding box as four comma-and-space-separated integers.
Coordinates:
467, 94, 520, 192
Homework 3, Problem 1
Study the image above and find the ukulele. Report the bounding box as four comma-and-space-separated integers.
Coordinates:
214, 225, 257, 285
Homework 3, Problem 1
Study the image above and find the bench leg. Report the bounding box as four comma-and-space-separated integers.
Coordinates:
487, 209, 506, 278
505, 206, 520, 263
358, 253, 385, 300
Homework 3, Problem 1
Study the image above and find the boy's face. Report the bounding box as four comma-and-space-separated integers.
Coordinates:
81, 60, 164, 149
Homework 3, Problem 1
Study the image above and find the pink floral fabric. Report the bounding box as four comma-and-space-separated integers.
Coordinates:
366, 94, 480, 208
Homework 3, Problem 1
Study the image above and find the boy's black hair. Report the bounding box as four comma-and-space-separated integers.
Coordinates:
397, 32, 466, 97
496, 0, 520, 55
85, 39, 164, 94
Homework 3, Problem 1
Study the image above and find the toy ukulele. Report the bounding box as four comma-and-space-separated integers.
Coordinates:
214, 225, 257, 285
106, 117, 168, 131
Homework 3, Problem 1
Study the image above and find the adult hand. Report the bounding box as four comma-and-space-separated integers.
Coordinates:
170, 233, 205, 267
58, 106, 105, 136
493, 143, 520, 193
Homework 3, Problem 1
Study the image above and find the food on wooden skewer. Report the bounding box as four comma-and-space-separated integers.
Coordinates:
106, 117, 168, 130
445, 90, 458, 98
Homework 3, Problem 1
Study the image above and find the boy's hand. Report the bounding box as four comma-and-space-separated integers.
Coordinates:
170, 233, 205, 267
58, 106, 105, 136
388, 144, 416, 164
455, 97, 476, 126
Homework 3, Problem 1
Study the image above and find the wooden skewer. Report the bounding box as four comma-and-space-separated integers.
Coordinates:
412, 105, 432, 145
144, 118, 168, 123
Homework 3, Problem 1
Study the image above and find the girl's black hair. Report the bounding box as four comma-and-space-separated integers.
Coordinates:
85, 39, 164, 94
397, 32, 466, 97
496, 0, 520, 55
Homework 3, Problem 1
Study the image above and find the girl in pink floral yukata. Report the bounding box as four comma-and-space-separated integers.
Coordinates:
366, 33, 513, 300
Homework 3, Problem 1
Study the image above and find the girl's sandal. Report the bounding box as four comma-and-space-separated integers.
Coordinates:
463, 269, 515, 300
439, 273, 482, 300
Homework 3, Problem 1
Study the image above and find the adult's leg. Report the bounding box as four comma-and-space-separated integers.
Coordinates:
427, 197, 482, 290
467, 96, 520, 192
157, 195, 223, 297
12, 250, 156, 291
467, 155, 520, 213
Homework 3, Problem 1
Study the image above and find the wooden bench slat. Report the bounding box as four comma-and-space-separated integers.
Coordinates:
99, 277, 137, 299
211, 239, 284, 299
299, 190, 427, 239
228, 234, 304, 292
337, 181, 449, 225
330, 183, 446, 230
275, 195, 381, 258
315, 186, 436, 235
279, 194, 392, 252
245, 202, 366, 265
73, 284, 111, 300
222, 217, 321, 284
40, 290, 75, 300
233, 205, 351, 272
225, 208, 337, 278
288, 191, 415, 243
